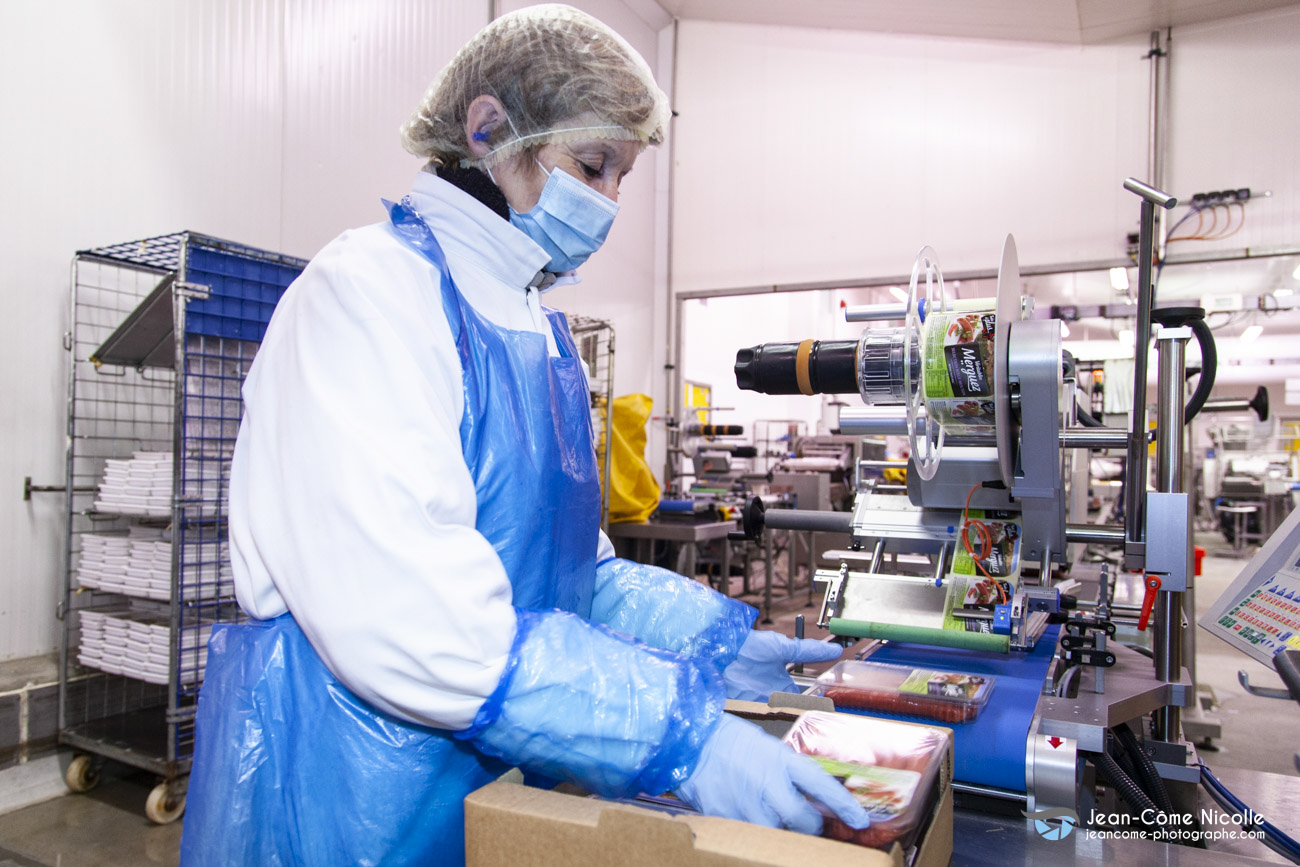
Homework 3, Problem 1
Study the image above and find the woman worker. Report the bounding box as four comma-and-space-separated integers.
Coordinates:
180, 6, 869, 864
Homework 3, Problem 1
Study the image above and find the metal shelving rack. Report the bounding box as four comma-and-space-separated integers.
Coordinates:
59, 232, 305, 823
570, 315, 615, 530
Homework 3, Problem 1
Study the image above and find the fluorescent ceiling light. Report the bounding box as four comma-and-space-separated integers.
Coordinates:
887, 286, 909, 302
1292, 264, 1300, 280
1118, 329, 1135, 346
1109, 267, 1130, 292
1241, 324, 1263, 342
1275, 287, 1294, 297
1060, 321, 1070, 338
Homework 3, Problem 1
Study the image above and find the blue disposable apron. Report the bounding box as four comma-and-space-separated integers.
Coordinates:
180, 198, 602, 866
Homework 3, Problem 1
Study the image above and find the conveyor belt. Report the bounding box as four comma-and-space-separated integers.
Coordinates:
837, 625, 1059, 792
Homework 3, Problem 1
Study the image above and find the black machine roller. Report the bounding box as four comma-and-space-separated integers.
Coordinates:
733, 339, 859, 396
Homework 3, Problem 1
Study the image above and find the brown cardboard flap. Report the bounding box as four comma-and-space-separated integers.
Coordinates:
465, 706, 953, 867
592, 807, 697, 858
465, 782, 907, 867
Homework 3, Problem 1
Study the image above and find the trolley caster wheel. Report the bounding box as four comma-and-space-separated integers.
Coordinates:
65, 754, 101, 793
145, 782, 186, 825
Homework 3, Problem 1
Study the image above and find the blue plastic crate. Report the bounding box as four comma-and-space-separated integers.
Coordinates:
183, 242, 302, 340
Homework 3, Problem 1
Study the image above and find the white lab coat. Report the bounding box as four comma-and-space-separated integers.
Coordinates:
229, 171, 613, 731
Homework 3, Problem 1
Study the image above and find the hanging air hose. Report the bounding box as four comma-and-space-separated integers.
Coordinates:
1150, 307, 1217, 425
1111, 725, 1207, 847
1087, 748, 1158, 815
1114, 724, 1175, 815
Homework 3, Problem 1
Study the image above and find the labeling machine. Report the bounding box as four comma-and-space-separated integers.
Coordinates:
728, 181, 1300, 857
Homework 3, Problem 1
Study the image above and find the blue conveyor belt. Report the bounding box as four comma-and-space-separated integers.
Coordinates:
837, 625, 1059, 792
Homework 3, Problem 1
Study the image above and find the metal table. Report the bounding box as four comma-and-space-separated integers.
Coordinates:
607, 519, 738, 594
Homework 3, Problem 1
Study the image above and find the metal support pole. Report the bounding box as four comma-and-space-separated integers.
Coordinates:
1122, 179, 1177, 570
1153, 329, 1190, 742
1125, 198, 1155, 566
1147, 30, 1170, 263
763, 529, 774, 624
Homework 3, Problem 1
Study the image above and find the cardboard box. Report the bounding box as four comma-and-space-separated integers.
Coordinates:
465, 701, 954, 867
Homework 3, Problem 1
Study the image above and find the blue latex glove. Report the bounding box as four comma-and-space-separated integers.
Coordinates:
674, 715, 871, 835
723, 630, 843, 701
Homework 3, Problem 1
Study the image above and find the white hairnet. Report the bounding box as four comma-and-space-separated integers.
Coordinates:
400, 4, 670, 170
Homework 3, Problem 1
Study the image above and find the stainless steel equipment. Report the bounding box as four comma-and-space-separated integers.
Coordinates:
731, 179, 1229, 829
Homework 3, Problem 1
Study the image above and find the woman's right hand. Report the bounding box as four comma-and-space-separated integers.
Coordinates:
672, 714, 871, 835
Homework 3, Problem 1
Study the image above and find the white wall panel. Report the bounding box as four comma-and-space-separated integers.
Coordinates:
1165, 7, 1300, 257
671, 21, 1150, 294
279, 0, 485, 256
0, 0, 493, 661
0, 0, 287, 662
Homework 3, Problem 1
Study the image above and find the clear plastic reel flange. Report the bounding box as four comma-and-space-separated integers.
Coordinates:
905, 247, 948, 481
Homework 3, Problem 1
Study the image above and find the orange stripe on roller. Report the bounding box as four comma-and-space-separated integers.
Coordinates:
795, 339, 815, 395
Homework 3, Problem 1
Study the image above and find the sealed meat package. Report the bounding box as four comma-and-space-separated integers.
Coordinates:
782, 711, 949, 851
812, 660, 994, 724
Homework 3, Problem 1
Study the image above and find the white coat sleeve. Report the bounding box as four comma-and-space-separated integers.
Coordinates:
229, 230, 516, 731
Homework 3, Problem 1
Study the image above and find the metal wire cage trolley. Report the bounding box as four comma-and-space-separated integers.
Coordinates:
58, 232, 304, 823
570, 315, 615, 529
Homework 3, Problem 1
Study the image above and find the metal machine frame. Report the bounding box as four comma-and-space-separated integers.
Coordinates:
731, 180, 1218, 826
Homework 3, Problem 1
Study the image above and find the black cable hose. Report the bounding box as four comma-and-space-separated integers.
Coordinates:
1115, 724, 1175, 815
1106, 736, 1140, 786
1184, 317, 1217, 424
1089, 749, 1158, 815
1110, 727, 1207, 848
1075, 399, 1104, 427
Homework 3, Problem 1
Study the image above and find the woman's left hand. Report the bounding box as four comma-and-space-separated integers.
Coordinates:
722, 631, 842, 701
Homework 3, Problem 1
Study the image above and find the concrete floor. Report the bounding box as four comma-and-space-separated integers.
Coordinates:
0, 532, 1296, 866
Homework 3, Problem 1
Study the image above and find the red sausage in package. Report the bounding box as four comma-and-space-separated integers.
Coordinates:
812, 660, 995, 724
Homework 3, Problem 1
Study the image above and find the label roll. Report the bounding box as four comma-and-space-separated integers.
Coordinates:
922, 310, 998, 435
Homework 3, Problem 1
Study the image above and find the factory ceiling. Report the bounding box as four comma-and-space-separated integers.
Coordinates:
655, 0, 1300, 44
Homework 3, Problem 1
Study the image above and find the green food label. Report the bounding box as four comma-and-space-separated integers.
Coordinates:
923, 311, 998, 433
899, 669, 988, 699
808, 758, 922, 819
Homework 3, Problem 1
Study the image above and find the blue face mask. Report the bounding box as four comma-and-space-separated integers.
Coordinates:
508, 165, 619, 273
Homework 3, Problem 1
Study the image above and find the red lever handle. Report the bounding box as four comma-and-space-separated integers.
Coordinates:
1137, 574, 1162, 631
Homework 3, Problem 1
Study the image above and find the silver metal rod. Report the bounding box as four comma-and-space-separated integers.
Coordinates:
1199, 398, 1251, 413
838, 568, 945, 588
1153, 329, 1190, 743
1124, 177, 1177, 209
763, 509, 854, 535
951, 781, 1028, 804
1065, 523, 1126, 546
1148, 30, 1171, 264
1156, 334, 1188, 492
1153, 591, 1184, 740
844, 302, 908, 322
1059, 428, 1130, 450
839, 406, 914, 436
840, 406, 993, 446
932, 542, 950, 586
867, 538, 887, 574
1124, 193, 1155, 562
677, 245, 1296, 303
1076, 600, 1143, 616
